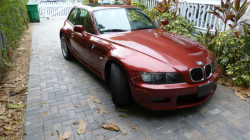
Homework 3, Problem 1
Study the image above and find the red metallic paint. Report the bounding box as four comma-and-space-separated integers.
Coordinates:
60, 5, 222, 110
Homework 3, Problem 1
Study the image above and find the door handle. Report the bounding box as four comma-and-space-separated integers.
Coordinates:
71, 33, 74, 37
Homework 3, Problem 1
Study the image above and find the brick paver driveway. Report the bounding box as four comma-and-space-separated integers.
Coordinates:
24, 17, 250, 140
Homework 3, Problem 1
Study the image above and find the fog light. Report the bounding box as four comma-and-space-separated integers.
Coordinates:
153, 97, 171, 103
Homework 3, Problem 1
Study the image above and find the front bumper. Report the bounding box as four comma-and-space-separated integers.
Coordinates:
127, 65, 222, 110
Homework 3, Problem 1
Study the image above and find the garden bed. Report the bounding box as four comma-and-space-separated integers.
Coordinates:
0, 23, 33, 140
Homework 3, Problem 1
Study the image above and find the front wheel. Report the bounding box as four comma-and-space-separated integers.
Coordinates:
110, 63, 131, 106
61, 35, 73, 60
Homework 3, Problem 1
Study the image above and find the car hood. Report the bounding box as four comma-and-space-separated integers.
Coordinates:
98, 29, 215, 72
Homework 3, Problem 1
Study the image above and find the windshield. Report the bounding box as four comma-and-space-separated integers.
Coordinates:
93, 8, 157, 34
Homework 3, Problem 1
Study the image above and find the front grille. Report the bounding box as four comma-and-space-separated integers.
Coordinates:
205, 64, 212, 79
190, 68, 204, 82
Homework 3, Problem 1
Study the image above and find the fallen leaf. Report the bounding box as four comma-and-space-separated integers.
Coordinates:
3, 126, 11, 130
88, 95, 101, 103
3, 84, 15, 88
133, 126, 138, 131
3, 131, 15, 135
0, 116, 6, 119
232, 87, 244, 92
74, 106, 78, 108
243, 88, 250, 96
123, 132, 127, 135
127, 121, 131, 124
7, 104, 26, 109
10, 121, 20, 125
51, 132, 55, 135
117, 108, 129, 112
57, 132, 72, 140
85, 129, 88, 133
96, 108, 108, 114
225, 82, 231, 86
235, 91, 246, 101
43, 113, 48, 116
77, 120, 87, 135
93, 118, 96, 121
25, 92, 28, 95
102, 122, 119, 131
39, 101, 46, 104
9, 91, 20, 96
0, 105, 5, 115
18, 85, 28, 93
73, 121, 79, 125
119, 114, 126, 117
39, 104, 43, 107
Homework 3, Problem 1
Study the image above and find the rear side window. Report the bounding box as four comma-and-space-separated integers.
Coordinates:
84, 12, 95, 34
76, 9, 88, 25
68, 9, 77, 25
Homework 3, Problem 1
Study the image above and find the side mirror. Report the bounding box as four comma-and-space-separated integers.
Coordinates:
74, 25, 84, 34
160, 19, 169, 29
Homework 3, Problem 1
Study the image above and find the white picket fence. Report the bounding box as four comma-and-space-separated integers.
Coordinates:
37, 0, 223, 34
177, 2, 223, 34
38, 2, 82, 18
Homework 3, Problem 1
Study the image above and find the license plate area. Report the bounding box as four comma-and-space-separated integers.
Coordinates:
197, 81, 214, 98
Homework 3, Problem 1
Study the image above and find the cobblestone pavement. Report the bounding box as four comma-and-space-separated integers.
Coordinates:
24, 17, 250, 140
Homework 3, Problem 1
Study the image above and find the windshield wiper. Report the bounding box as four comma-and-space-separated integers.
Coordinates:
100, 29, 129, 33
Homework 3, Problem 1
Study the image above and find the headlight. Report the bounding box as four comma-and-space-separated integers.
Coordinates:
140, 72, 185, 84
213, 58, 218, 72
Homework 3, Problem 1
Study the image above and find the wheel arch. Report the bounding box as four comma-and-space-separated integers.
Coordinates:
104, 58, 129, 85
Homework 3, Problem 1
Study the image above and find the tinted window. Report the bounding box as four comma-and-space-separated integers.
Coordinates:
68, 9, 77, 25
84, 12, 95, 34
76, 9, 87, 25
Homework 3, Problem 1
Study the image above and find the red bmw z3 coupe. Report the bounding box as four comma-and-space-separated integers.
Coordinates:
59, 3, 222, 110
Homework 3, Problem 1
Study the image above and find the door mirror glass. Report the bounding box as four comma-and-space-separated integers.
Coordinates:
160, 19, 169, 29
74, 25, 84, 33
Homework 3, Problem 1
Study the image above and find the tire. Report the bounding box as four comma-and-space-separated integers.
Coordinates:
61, 35, 73, 60
110, 63, 131, 106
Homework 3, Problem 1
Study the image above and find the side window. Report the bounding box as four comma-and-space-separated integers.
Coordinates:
76, 9, 87, 25
84, 12, 95, 34
68, 8, 77, 25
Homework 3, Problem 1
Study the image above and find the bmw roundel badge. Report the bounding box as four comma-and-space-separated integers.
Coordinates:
197, 61, 203, 66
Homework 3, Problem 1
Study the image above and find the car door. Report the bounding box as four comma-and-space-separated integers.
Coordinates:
91, 38, 110, 71
71, 9, 95, 63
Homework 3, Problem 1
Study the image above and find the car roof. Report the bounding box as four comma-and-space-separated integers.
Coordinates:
76, 3, 137, 11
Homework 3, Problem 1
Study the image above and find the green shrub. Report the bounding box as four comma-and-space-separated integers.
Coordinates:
226, 58, 250, 86
197, 30, 246, 72
131, 1, 156, 22
158, 12, 194, 39
0, 0, 28, 72
131, 1, 194, 39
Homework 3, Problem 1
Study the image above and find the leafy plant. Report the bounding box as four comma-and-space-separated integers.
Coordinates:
227, 58, 250, 86
196, 27, 218, 51
82, 0, 88, 4
207, 0, 250, 30
1, 49, 14, 71
121, 0, 132, 5
197, 29, 247, 73
131, 1, 157, 22
158, 12, 194, 39
243, 22, 250, 55
229, 0, 250, 27
154, 0, 173, 13
207, 0, 234, 31
0, 0, 27, 72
